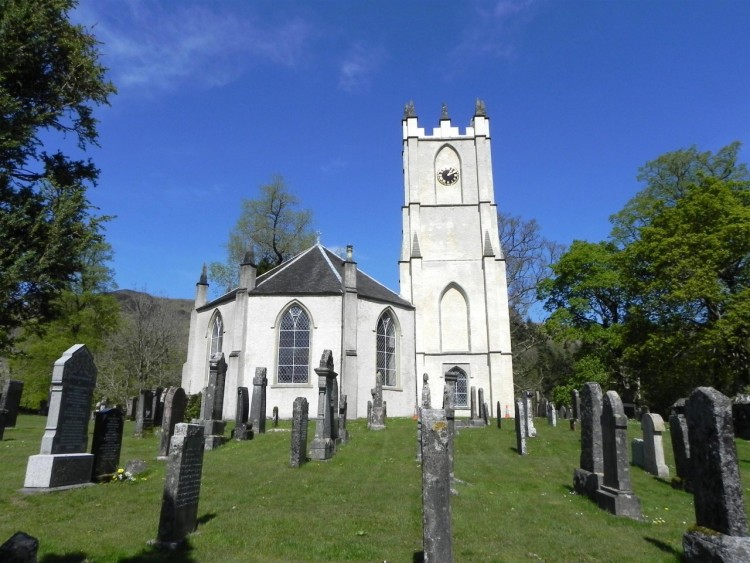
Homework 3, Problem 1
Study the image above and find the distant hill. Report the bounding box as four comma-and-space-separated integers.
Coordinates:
109, 289, 194, 354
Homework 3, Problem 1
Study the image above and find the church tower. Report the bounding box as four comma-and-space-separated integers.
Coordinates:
399, 100, 514, 416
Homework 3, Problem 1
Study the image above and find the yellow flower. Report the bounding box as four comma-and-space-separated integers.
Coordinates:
117, 468, 124, 474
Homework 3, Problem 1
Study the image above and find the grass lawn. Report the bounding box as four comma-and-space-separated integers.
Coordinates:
1, 413, 750, 562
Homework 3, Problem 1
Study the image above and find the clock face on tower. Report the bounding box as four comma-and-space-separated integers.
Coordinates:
437, 166, 459, 186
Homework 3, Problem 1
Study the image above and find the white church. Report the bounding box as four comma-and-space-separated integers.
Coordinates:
181, 101, 514, 420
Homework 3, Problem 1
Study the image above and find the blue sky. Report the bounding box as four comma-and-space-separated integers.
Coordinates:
71, 1, 750, 302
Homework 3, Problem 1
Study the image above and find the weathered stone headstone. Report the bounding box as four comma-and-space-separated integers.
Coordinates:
250, 367, 268, 435
547, 402, 557, 427
91, 407, 124, 481
417, 373, 430, 462
596, 390, 642, 520
134, 389, 154, 438
442, 381, 456, 485
631, 438, 644, 468
24, 344, 97, 489
0, 380, 23, 427
195, 353, 227, 450
470, 386, 478, 419
232, 387, 252, 441
0, 531, 39, 562
290, 397, 309, 468
368, 371, 386, 430
158, 387, 188, 457
420, 408, 453, 563
515, 399, 527, 455
669, 410, 692, 491
272, 406, 279, 428
523, 390, 536, 438
683, 387, 750, 561
573, 382, 604, 498
153, 423, 206, 548
482, 402, 489, 426
559, 405, 568, 420
641, 413, 669, 479
310, 350, 337, 460
338, 395, 348, 445
571, 389, 581, 421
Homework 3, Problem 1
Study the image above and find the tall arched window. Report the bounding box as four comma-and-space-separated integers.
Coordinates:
376, 311, 397, 386
449, 366, 469, 408
277, 305, 310, 384
210, 313, 223, 356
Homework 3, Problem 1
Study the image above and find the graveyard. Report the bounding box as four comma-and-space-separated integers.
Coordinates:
1, 407, 749, 561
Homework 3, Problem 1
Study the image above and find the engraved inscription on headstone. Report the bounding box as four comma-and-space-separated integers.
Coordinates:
91, 408, 124, 481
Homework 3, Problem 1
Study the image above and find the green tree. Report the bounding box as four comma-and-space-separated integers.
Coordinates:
9, 240, 121, 408
209, 175, 315, 290
0, 0, 115, 353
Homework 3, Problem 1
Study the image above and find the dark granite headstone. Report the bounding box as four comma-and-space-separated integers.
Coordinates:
159, 387, 188, 457
496, 401, 502, 429
421, 408, 453, 562
154, 423, 206, 548
0, 380, 23, 427
250, 368, 267, 435
596, 390, 642, 520
232, 386, 252, 440
134, 389, 154, 438
290, 397, 309, 468
0, 531, 39, 562
152, 387, 164, 427
573, 382, 604, 498
24, 344, 97, 489
195, 353, 227, 450
684, 387, 750, 561
91, 408, 124, 481
732, 396, 750, 440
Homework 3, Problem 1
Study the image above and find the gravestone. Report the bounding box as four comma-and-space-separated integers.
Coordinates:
290, 397, 309, 468
152, 387, 164, 427
134, 389, 154, 438
470, 386, 478, 419
331, 378, 340, 443
153, 423, 206, 548
571, 389, 581, 421
0, 531, 39, 562
195, 353, 227, 450
310, 350, 338, 460
641, 413, 669, 478
683, 387, 750, 561
514, 399, 527, 455
482, 402, 489, 426
0, 380, 23, 427
573, 382, 604, 498
732, 395, 750, 440
127, 396, 137, 421
669, 409, 692, 491
250, 367, 268, 435
631, 438, 644, 468
417, 373, 431, 462
368, 371, 386, 430
442, 382, 456, 486
559, 405, 568, 420
420, 408, 453, 562
596, 390, 642, 520
91, 408, 124, 481
338, 395, 348, 445
158, 387, 188, 458
523, 390, 536, 438
0, 409, 7, 440
496, 401, 502, 429
272, 406, 279, 428
547, 402, 557, 427
232, 387, 252, 441
24, 344, 97, 489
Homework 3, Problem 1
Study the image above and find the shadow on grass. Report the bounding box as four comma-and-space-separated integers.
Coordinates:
41, 553, 87, 562
644, 536, 681, 557
197, 512, 217, 526
118, 538, 197, 562
412, 550, 424, 562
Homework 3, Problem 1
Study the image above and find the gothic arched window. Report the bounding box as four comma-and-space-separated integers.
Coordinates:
277, 305, 310, 384
210, 313, 223, 356
376, 311, 397, 386
452, 367, 469, 408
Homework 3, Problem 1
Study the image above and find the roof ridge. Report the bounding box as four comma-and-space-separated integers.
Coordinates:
318, 245, 342, 284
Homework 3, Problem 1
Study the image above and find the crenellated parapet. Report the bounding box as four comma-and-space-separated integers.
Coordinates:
402, 101, 490, 140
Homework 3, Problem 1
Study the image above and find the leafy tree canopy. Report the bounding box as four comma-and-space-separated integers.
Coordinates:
0, 0, 116, 352
209, 175, 315, 290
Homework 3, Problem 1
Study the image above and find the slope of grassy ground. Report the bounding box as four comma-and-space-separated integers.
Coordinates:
1, 413, 749, 562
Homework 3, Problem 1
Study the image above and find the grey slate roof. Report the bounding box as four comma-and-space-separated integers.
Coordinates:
200, 245, 413, 310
